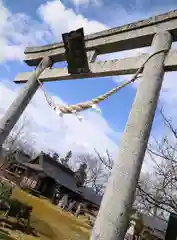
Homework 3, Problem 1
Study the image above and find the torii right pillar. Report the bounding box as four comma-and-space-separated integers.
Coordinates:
91, 31, 172, 240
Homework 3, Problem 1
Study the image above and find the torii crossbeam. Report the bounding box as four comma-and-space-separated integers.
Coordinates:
0, 9, 177, 240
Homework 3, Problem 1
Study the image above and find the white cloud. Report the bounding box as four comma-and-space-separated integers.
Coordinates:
1, 0, 177, 172
38, 0, 106, 40
0, 80, 119, 156
0, 0, 106, 62
70, 0, 102, 8
29, 1, 177, 130
110, 46, 151, 87
0, 0, 119, 159
0, 0, 52, 62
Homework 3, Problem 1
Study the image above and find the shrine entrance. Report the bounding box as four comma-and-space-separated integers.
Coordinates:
1, 9, 177, 240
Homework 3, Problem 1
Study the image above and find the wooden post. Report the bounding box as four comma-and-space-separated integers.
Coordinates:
91, 31, 172, 240
0, 56, 52, 151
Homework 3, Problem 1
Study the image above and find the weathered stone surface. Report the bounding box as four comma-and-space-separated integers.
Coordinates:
24, 9, 177, 66
90, 31, 172, 240
15, 49, 177, 83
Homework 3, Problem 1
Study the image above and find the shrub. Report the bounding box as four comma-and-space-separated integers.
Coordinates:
0, 182, 12, 199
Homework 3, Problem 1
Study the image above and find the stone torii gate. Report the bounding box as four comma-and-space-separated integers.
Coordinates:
1, 9, 177, 240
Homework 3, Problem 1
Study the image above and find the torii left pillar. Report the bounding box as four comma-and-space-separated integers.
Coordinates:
0, 56, 52, 155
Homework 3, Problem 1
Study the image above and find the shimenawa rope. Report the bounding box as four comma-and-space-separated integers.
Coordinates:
37, 49, 167, 116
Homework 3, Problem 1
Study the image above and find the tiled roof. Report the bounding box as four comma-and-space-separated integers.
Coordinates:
19, 152, 102, 206
14, 150, 31, 164
77, 187, 102, 206
22, 163, 44, 172
41, 153, 102, 206
141, 214, 167, 240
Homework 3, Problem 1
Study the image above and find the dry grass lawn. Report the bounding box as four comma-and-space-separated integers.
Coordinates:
0, 188, 91, 240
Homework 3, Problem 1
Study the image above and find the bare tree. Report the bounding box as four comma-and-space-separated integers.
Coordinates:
137, 108, 177, 216
78, 135, 176, 217
94, 109, 177, 217
75, 153, 109, 194
47, 107, 177, 218
4, 115, 35, 155
1, 115, 35, 168
60, 150, 72, 167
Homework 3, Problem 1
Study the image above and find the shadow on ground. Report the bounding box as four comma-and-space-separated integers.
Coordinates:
0, 218, 39, 238
9, 188, 92, 240
31, 216, 56, 239
0, 228, 16, 240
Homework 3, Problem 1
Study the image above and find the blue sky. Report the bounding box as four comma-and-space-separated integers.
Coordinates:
0, 0, 177, 167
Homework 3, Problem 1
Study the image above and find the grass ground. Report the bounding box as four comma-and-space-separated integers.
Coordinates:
0, 188, 91, 240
